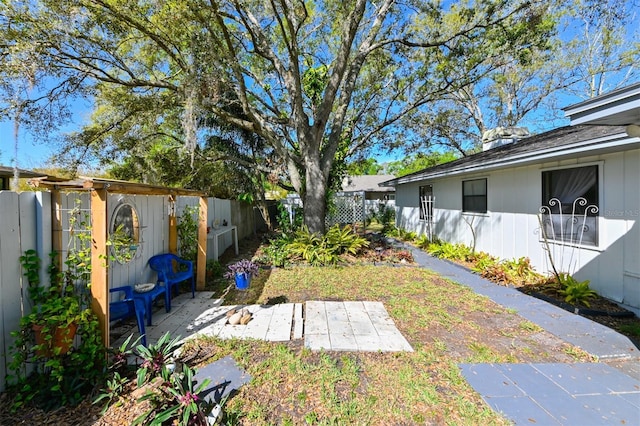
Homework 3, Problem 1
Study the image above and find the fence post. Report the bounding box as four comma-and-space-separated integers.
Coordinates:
90, 188, 109, 346
168, 195, 178, 254
197, 197, 207, 290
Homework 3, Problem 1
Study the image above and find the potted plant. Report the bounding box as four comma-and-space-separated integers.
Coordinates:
9, 249, 104, 410
224, 259, 259, 290
14, 250, 85, 358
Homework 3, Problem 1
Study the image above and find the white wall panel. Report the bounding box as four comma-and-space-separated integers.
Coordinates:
395, 148, 640, 312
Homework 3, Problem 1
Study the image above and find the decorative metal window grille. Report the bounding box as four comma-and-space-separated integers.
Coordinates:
541, 165, 598, 247
538, 197, 599, 276
419, 195, 435, 240
539, 197, 599, 247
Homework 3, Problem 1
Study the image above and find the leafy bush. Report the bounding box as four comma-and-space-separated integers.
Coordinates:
205, 259, 224, 281
177, 205, 199, 261
414, 234, 432, 250
475, 256, 541, 286
276, 202, 303, 237
558, 273, 597, 307
9, 239, 105, 411
134, 364, 215, 426
369, 203, 395, 233
426, 241, 472, 261
288, 224, 369, 266
386, 226, 417, 242
96, 333, 218, 425
262, 237, 292, 268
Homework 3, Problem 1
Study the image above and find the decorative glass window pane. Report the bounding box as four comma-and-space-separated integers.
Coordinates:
541, 165, 598, 246
462, 179, 487, 213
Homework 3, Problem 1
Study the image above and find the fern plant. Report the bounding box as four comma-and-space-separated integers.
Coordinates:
288, 225, 369, 266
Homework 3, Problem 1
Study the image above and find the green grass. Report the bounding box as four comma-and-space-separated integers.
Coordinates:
181, 265, 592, 425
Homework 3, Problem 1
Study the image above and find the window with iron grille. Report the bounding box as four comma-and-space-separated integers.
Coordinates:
541, 165, 598, 246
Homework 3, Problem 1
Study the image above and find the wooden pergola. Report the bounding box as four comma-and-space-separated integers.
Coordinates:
30, 176, 209, 346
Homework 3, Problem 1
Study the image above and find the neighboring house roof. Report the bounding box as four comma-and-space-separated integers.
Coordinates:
0, 166, 47, 189
0, 165, 46, 179
342, 175, 396, 193
382, 125, 636, 186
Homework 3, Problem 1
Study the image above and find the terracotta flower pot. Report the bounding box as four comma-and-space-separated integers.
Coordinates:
32, 323, 78, 357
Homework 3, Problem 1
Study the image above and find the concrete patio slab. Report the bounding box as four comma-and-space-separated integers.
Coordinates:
304, 301, 413, 352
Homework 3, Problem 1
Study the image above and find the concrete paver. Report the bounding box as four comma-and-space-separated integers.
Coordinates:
304, 300, 413, 352
402, 242, 640, 425
460, 363, 640, 425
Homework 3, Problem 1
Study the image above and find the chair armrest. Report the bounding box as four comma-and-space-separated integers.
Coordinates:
110, 285, 134, 299
175, 257, 193, 272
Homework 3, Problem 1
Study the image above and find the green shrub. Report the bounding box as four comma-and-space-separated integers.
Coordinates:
276, 202, 303, 237
558, 273, 597, 307
386, 226, 417, 242
414, 235, 432, 250
370, 204, 395, 233
177, 205, 199, 261
470, 252, 499, 273
426, 241, 472, 261
205, 259, 224, 281
288, 224, 369, 266
262, 237, 293, 268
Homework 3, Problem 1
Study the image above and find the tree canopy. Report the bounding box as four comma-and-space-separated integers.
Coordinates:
2, 0, 561, 232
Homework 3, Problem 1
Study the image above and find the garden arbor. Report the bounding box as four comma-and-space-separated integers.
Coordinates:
30, 176, 207, 346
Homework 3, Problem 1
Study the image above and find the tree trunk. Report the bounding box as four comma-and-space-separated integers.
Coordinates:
303, 157, 328, 235
255, 198, 273, 231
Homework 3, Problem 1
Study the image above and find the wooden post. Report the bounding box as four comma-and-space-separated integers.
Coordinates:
168, 195, 178, 254
197, 197, 208, 290
90, 188, 109, 346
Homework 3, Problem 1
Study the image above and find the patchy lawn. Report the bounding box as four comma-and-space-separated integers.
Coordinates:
106, 265, 592, 425
2, 265, 594, 425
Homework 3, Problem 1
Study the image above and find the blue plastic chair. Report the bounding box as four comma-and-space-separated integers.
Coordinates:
148, 253, 195, 311
109, 286, 147, 347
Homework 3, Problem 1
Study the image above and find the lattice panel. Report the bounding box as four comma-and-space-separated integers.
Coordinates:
326, 193, 365, 226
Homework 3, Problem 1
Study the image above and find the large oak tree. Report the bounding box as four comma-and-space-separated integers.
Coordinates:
1, 0, 553, 233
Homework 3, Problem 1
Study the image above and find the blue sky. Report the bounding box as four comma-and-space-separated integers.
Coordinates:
0, 100, 93, 169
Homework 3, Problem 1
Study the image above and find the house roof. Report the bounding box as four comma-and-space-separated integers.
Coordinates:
342, 175, 396, 193
382, 125, 635, 186
0, 165, 47, 179
563, 82, 640, 126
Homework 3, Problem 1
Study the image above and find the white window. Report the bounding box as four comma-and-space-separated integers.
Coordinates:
462, 179, 487, 213
541, 165, 598, 246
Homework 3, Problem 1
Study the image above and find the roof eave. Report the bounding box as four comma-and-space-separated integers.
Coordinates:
388, 131, 637, 186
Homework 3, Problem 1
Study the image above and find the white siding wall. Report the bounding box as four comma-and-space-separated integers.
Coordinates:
395, 148, 640, 313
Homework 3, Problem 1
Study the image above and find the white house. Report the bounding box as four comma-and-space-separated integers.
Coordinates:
383, 83, 640, 314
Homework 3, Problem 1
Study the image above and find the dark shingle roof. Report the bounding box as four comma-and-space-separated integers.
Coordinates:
382, 125, 630, 186
342, 175, 395, 192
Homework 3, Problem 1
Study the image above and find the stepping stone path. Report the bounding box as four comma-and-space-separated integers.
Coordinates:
166, 297, 412, 352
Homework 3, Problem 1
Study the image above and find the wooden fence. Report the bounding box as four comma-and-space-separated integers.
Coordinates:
0, 190, 260, 392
